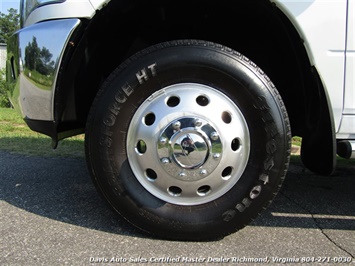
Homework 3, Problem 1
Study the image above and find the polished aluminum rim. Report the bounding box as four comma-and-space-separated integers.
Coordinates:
127, 83, 250, 205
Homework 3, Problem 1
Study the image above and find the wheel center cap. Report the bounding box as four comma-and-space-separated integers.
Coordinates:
157, 117, 222, 181
171, 132, 209, 169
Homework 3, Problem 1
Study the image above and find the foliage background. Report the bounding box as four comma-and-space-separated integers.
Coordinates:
0, 8, 20, 107
0, 8, 19, 44
0, 68, 10, 107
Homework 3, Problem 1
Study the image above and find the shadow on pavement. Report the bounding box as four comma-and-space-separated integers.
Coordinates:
252, 158, 355, 230
0, 151, 145, 238
1, 151, 354, 238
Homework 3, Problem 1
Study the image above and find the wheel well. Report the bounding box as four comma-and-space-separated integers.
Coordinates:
61, 0, 335, 174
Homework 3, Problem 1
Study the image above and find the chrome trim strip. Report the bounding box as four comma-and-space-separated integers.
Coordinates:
7, 18, 81, 121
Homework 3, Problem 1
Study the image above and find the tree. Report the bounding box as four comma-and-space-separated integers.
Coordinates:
0, 8, 20, 44
0, 9, 19, 107
0, 68, 10, 107
24, 37, 55, 75
25, 37, 40, 70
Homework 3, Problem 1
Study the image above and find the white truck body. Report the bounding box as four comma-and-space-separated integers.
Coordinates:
18, 0, 355, 140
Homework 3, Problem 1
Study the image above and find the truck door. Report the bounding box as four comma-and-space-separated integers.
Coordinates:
343, 0, 354, 115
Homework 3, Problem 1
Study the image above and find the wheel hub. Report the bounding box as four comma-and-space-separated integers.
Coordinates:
158, 117, 222, 181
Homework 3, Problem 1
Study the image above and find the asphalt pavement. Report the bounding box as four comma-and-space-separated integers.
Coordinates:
1, 151, 354, 265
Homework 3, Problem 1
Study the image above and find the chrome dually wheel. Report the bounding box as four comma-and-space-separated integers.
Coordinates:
127, 83, 250, 205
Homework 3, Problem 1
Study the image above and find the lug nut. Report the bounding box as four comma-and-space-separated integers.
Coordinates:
200, 169, 208, 176
210, 131, 219, 141
194, 119, 202, 127
159, 137, 168, 145
161, 158, 170, 164
179, 172, 186, 177
213, 153, 221, 160
172, 121, 181, 130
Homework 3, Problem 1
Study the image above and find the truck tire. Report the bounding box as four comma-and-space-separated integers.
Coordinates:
85, 40, 291, 240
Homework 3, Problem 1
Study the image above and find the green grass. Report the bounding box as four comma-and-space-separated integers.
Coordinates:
0, 107, 85, 158
291, 136, 302, 146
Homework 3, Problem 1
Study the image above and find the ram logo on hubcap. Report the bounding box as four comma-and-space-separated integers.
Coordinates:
172, 133, 209, 169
